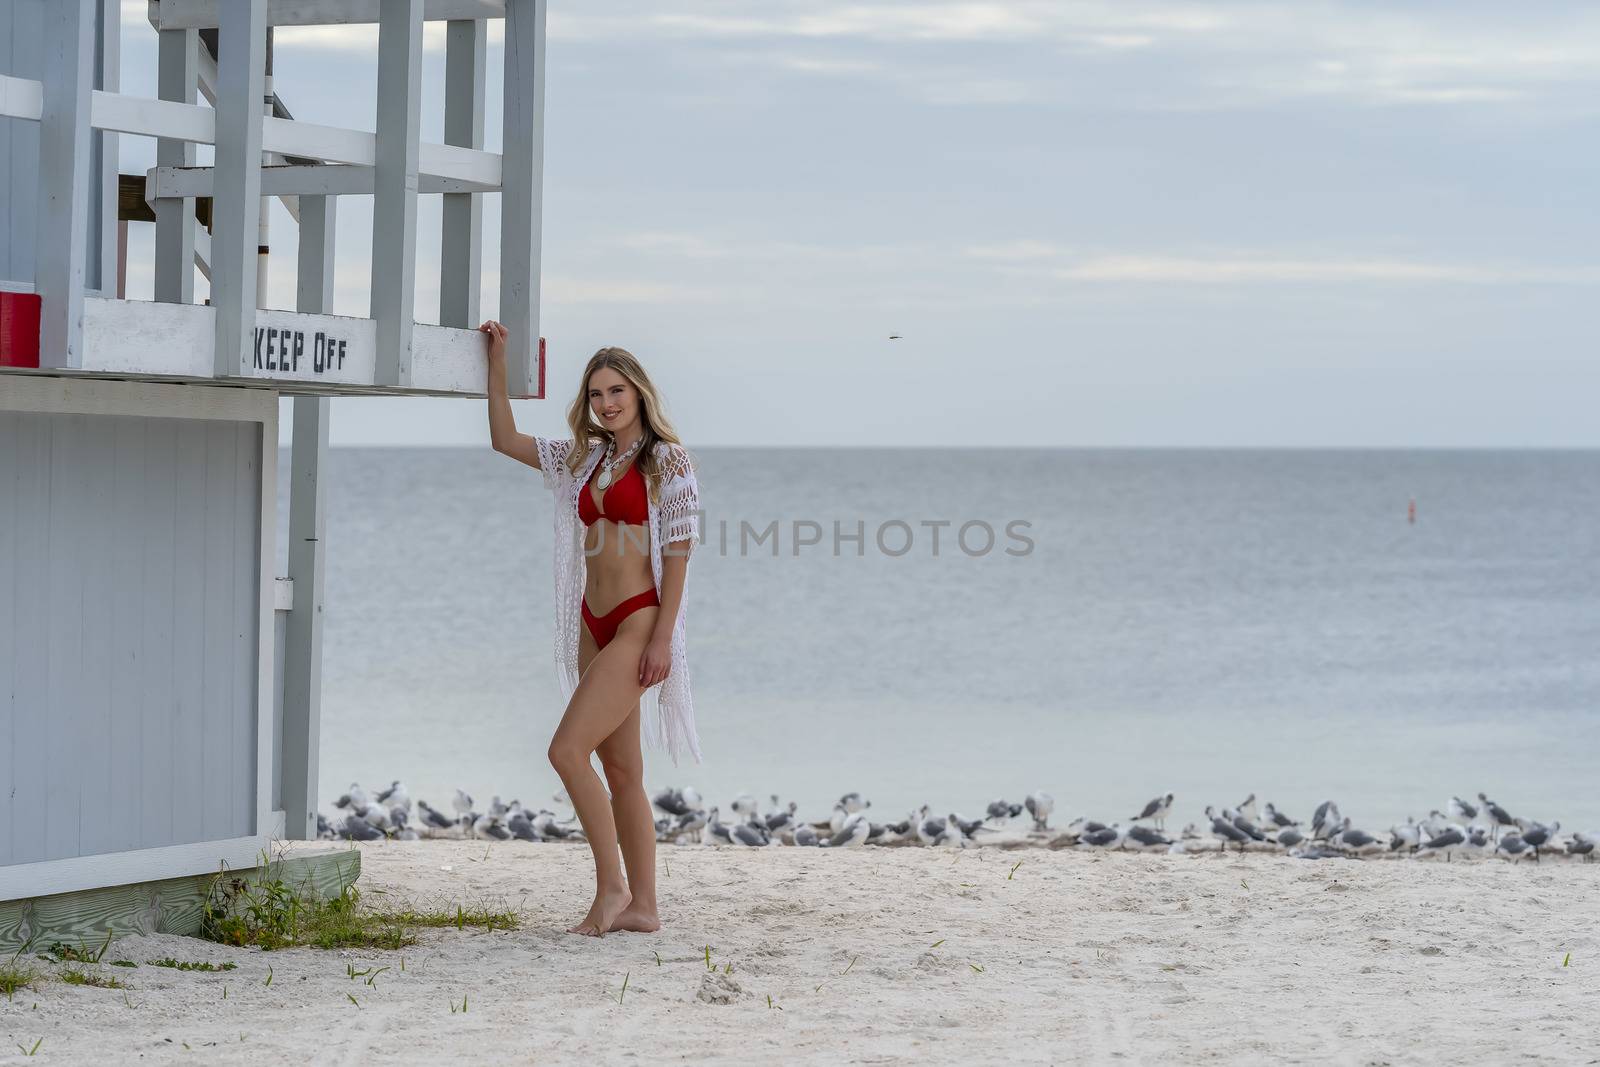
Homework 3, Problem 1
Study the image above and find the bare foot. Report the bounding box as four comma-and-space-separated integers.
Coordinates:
607, 905, 661, 933
567, 885, 632, 937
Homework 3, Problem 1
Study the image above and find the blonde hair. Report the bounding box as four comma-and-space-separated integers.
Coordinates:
562, 346, 688, 504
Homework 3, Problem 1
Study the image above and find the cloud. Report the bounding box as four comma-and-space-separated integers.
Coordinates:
960, 241, 1600, 285
544, 277, 733, 304
140, 2, 1600, 116
963, 240, 1065, 261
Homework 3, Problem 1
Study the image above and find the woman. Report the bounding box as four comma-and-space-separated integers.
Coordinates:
480, 321, 702, 937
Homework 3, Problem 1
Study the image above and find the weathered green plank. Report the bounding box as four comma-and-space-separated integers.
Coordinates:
0, 848, 359, 953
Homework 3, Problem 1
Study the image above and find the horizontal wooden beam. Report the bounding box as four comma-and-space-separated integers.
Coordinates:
119, 173, 213, 226
0, 73, 44, 122
0, 835, 268, 903
149, 163, 494, 199
57, 296, 507, 397
88, 91, 501, 185
152, 0, 505, 29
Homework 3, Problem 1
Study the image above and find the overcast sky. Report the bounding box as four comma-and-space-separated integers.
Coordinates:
117, 1, 1600, 447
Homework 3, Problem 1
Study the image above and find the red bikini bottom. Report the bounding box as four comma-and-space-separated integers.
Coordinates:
581, 587, 660, 651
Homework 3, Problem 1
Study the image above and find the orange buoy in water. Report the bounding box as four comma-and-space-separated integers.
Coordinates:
1408, 499, 1416, 524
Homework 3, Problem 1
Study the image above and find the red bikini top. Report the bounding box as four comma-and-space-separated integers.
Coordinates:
578, 459, 649, 527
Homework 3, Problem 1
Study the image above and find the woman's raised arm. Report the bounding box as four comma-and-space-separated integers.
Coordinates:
480, 319, 542, 470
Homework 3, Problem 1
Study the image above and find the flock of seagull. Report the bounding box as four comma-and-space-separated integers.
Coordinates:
321, 781, 1598, 864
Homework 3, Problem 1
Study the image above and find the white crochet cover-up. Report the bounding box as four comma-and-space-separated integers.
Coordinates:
533, 435, 704, 764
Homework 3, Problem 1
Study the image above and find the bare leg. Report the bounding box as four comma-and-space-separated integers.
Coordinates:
598, 706, 660, 932
548, 609, 658, 936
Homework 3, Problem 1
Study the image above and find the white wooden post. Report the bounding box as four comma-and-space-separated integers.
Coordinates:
439, 18, 485, 329
281, 192, 335, 840
296, 197, 337, 314
280, 396, 328, 840
93, 0, 120, 298
35, 0, 96, 370
211, 0, 266, 377
371, 0, 423, 387
499, 0, 546, 397
258, 30, 275, 311
155, 28, 199, 304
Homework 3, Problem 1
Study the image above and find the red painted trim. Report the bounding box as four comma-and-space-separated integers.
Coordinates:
0, 292, 42, 368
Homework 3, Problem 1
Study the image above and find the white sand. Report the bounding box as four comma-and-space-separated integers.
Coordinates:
3, 840, 1596, 1064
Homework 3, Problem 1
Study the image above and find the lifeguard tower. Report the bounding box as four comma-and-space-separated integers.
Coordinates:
0, 0, 545, 943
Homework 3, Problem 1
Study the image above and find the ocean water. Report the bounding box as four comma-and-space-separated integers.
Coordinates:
278, 448, 1600, 834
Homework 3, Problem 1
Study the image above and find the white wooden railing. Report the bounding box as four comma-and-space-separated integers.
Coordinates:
0, 0, 545, 398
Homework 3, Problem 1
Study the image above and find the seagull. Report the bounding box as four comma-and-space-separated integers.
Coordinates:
1566, 830, 1595, 862
652, 788, 692, 817
532, 809, 581, 841
1495, 833, 1530, 863
931, 815, 967, 849
1205, 806, 1251, 852
675, 808, 709, 843
917, 813, 954, 847
338, 815, 383, 841
824, 812, 870, 848
1275, 827, 1306, 850
1336, 819, 1384, 856
417, 800, 455, 832
1477, 793, 1516, 842
453, 788, 474, 817
375, 780, 410, 812
1447, 795, 1479, 824
1263, 803, 1298, 829
1125, 825, 1171, 851
986, 798, 1021, 824
731, 821, 771, 847
1024, 791, 1055, 831
765, 801, 800, 834
1515, 819, 1559, 862
1063, 816, 1110, 841
1227, 810, 1267, 842
1079, 824, 1124, 849
794, 823, 821, 846
1131, 792, 1174, 831
950, 813, 985, 840
731, 793, 759, 820
1236, 793, 1260, 824
508, 811, 539, 842
1389, 819, 1421, 854
838, 792, 871, 814
474, 813, 511, 841
1419, 825, 1466, 861
1311, 801, 1341, 841
705, 807, 734, 846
